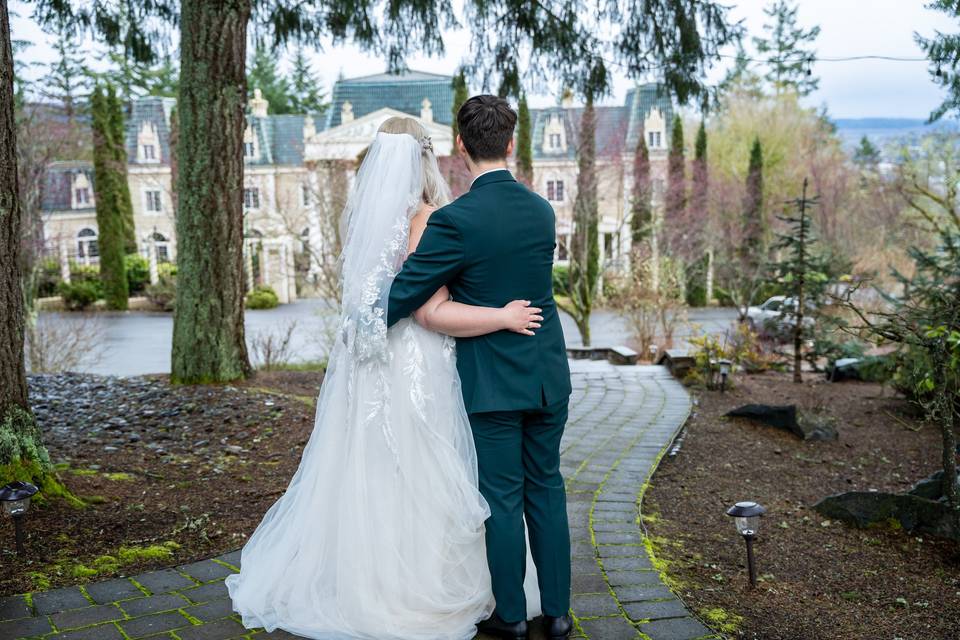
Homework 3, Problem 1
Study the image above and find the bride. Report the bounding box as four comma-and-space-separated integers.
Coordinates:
226, 117, 543, 639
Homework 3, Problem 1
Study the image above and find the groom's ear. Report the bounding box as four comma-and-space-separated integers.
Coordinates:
456, 135, 470, 159
505, 137, 515, 158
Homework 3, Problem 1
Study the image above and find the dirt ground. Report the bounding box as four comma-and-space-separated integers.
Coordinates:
0, 370, 322, 596
644, 370, 960, 640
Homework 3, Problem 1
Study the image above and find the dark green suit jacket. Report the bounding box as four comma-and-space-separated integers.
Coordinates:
387, 169, 571, 414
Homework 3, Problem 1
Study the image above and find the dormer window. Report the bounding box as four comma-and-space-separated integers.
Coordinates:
243, 124, 259, 160
71, 172, 93, 209
136, 121, 161, 163
543, 112, 567, 153
75, 187, 91, 206
648, 131, 662, 148
549, 134, 561, 149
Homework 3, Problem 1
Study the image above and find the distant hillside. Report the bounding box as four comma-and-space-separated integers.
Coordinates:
831, 117, 958, 153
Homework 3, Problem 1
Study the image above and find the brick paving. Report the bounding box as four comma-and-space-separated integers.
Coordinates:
1, 361, 714, 640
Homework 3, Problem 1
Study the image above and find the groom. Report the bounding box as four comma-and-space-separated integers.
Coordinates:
387, 95, 573, 640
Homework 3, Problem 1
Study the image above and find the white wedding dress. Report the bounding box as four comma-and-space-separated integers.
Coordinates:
226, 132, 540, 640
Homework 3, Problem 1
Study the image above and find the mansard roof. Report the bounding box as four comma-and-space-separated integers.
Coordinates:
125, 96, 177, 165
42, 162, 95, 212
325, 69, 455, 130
624, 83, 674, 149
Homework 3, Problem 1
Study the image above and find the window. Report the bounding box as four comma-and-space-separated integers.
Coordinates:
243, 187, 260, 210
151, 232, 170, 263
77, 228, 99, 260
302, 184, 311, 207
648, 131, 662, 148
546, 180, 565, 202
604, 233, 616, 261
244, 141, 256, 158
145, 190, 162, 213
143, 144, 156, 160
549, 133, 561, 149
75, 187, 91, 207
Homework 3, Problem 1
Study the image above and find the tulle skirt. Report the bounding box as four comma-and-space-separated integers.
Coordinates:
226, 319, 539, 639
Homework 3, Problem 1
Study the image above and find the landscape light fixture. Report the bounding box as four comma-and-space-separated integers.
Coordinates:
717, 359, 733, 393
0, 481, 38, 555
725, 500, 766, 588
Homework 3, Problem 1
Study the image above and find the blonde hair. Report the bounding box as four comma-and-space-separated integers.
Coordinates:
377, 116, 450, 207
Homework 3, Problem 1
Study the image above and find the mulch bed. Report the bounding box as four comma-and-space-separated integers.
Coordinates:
0, 370, 322, 596
644, 370, 960, 640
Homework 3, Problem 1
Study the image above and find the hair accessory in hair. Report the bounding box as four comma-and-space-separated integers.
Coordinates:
419, 136, 434, 153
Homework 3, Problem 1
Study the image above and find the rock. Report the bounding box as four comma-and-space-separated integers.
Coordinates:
813, 490, 957, 540
908, 470, 960, 501
725, 404, 837, 441
225, 445, 243, 454
827, 358, 862, 382
103, 446, 119, 452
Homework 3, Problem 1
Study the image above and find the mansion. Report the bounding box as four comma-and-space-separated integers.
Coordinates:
42, 70, 673, 303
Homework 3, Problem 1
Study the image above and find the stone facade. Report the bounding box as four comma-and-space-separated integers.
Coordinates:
40, 71, 673, 302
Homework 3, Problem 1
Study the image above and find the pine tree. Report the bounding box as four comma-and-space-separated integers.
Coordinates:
666, 114, 686, 221
289, 45, 327, 114
559, 93, 600, 346
772, 178, 824, 383
691, 120, 710, 302
692, 120, 708, 215
853, 135, 881, 169
451, 69, 468, 145
41, 15, 89, 124
917, 0, 960, 121
516, 92, 533, 186
753, 0, 821, 96
743, 136, 766, 265
248, 42, 292, 115
141, 53, 179, 97
91, 84, 131, 310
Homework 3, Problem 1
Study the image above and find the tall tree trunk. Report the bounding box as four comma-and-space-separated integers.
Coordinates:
172, 0, 252, 383
0, 0, 26, 415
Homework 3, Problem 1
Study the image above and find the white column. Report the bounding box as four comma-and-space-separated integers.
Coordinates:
306, 163, 323, 280
59, 238, 71, 284
148, 241, 159, 284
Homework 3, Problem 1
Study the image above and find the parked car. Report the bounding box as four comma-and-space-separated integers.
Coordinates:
746, 296, 816, 339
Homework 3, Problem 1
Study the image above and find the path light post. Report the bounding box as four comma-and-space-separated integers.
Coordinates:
717, 359, 732, 393
0, 481, 39, 555
726, 501, 765, 588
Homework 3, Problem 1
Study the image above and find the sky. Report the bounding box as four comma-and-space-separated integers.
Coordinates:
9, 0, 957, 119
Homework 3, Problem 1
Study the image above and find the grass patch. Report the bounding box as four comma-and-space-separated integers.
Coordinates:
700, 606, 744, 633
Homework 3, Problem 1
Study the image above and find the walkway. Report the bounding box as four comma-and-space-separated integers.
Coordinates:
0, 362, 714, 640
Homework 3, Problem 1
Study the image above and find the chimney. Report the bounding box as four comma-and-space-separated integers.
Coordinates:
249, 88, 269, 118
341, 101, 354, 124
560, 88, 574, 109
420, 98, 433, 123
303, 114, 316, 140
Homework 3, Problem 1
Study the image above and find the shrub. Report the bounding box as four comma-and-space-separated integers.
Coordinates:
58, 280, 100, 310
145, 277, 176, 311
69, 263, 101, 286
552, 265, 570, 297
35, 259, 62, 298
246, 285, 279, 310
125, 254, 151, 295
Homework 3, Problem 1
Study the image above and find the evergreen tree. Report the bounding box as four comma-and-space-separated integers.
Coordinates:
771, 178, 825, 383
141, 53, 179, 97
753, 0, 820, 96
516, 92, 533, 186
853, 135, 881, 169
91, 84, 132, 310
289, 45, 327, 114
630, 130, 652, 247
248, 42, 292, 115
917, 0, 960, 121
719, 42, 764, 97
666, 114, 686, 220
451, 69, 468, 145
692, 120, 708, 215
41, 15, 89, 124
743, 136, 766, 263
559, 93, 600, 346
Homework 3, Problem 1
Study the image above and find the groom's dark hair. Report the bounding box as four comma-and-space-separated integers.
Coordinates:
457, 95, 517, 161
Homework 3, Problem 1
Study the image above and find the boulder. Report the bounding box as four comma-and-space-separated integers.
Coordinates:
725, 404, 838, 441
813, 490, 957, 540
908, 470, 960, 501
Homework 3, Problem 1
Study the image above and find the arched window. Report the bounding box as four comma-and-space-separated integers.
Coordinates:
150, 232, 170, 263
77, 227, 99, 263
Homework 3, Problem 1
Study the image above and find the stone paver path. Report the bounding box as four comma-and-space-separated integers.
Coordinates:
1, 362, 713, 640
